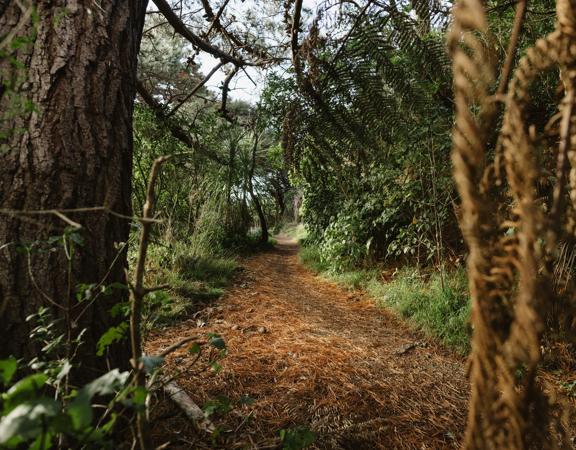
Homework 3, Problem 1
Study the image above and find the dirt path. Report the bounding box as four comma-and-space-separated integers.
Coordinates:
148, 238, 468, 449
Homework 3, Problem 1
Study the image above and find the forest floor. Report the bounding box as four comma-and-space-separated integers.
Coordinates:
146, 236, 468, 449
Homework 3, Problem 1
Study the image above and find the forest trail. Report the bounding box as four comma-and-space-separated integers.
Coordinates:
148, 238, 468, 449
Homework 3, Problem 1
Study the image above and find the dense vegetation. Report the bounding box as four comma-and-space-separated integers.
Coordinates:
1, 0, 573, 448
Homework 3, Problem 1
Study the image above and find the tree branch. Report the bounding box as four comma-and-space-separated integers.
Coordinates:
152, 0, 248, 66
218, 66, 240, 123
166, 61, 226, 118
200, 0, 274, 63
135, 79, 228, 165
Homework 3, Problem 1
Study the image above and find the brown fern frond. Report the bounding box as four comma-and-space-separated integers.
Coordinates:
452, 0, 576, 447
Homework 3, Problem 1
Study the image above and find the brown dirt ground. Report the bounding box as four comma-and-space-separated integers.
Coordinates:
146, 237, 468, 449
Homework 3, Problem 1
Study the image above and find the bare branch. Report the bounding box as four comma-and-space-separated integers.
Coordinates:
152, 0, 248, 66
166, 61, 226, 118
219, 66, 240, 123
157, 335, 201, 357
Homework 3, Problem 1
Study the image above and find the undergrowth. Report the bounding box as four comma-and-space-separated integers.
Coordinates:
140, 242, 239, 328
368, 268, 470, 354
299, 244, 471, 354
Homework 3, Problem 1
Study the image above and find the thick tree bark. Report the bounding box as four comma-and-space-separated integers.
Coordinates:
0, 1, 148, 375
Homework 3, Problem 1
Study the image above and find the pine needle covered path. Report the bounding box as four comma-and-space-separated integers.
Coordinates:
147, 237, 468, 449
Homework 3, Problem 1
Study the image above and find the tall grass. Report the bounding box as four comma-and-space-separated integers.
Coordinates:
299, 245, 330, 273
367, 268, 470, 354
141, 240, 238, 329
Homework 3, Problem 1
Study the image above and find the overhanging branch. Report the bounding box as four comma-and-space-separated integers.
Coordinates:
136, 79, 228, 165
152, 0, 248, 66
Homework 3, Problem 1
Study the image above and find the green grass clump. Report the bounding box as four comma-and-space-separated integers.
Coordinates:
175, 255, 238, 288
299, 245, 330, 273
141, 243, 239, 328
328, 269, 375, 290
367, 268, 471, 354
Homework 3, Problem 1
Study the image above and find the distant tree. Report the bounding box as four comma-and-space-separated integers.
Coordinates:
0, 1, 148, 374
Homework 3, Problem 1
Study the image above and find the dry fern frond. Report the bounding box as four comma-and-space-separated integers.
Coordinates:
452, 0, 576, 448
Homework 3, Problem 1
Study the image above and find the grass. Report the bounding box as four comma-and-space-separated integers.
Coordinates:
367, 268, 470, 354
298, 244, 471, 354
299, 245, 330, 273
281, 222, 308, 242
141, 242, 239, 328
140, 229, 281, 330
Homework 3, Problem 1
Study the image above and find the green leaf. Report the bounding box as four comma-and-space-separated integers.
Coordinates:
109, 301, 130, 318
238, 394, 255, 406
202, 396, 232, 418
0, 399, 60, 445
141, 356, 164, 374
96, 322, 128, 356
279, 427, 316, 450
0, 358, 18, 385
68, 369, 129, 430
188, 343, 201, 354
2, 374, 48, 413
100, 412, 118, 435
56, 360, 72, 382
208, 334, 226, 350
131, 387, 148, 406
210, 362, 222, 373
102, 283, 129, 297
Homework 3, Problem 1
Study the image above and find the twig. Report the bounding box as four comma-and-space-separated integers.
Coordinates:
129, 155, 172, 450
152, 0, 248, 66
550, 87, 574, 228
219, 66, 240, 123
157, 335, 201, 358
0, 2, 33, 51
290, 0, 304, 70
0, 207, 162, 227
496, 0, 527, 96
126, 150, 195, 448
166, 61, 226, 118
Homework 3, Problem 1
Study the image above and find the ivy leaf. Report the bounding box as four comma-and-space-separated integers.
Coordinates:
2, 374, 48, 413
0, 358, 18, 385
208, 334, 226, 350
141, 356, 164, 374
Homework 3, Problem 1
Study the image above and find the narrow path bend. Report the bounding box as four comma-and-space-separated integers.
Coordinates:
148, 238, 468, 449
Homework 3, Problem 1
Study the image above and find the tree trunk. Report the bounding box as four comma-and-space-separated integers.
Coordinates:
0, 0, 148, 375
249, 133, 268, 243
250, 190, 269, 243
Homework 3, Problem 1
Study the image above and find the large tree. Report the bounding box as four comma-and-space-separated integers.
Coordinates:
0, 1, 148, 373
